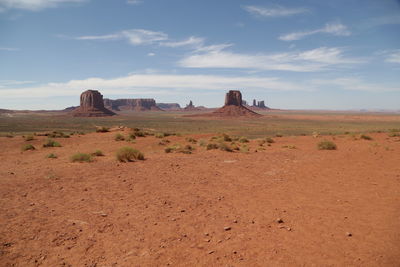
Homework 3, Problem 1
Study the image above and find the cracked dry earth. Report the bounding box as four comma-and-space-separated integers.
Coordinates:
0, 131, 399, 266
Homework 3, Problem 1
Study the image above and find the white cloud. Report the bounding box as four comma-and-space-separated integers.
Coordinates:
179, 47, 363, 72
0, 46, 19, 51
0, 0, 86, 11
161, 36, 204, 48
311, 77, 400, 92
385, 50, 400, 63
244, 5, 309, 18
0, 73, 310, 99
147, 52, 155, 56
126, 0, 142, 5
279, 22, 351, 41
76, 29, 168, 45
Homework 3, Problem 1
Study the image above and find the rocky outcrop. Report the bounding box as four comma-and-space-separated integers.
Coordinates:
250, 99, 270, 109
188, 90, 261, 117
104, 98, 162, 111
183, 100, 202, 111
72, 90, 115, 117
157, 103, 181, 110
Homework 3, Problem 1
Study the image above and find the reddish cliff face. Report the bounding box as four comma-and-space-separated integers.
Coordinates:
224, 90, 243, 106
72, 90, 115, 117
104, 98, 162, 111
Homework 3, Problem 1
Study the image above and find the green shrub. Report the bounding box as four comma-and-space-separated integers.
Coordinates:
360, 134, 373, 140
43, 139, 61, 147
24, 135, 35, 141
92, 150, 104, 156
116, 147, 144, 162
70, 153, 92, 163
96, 127, 110, 133
239, 136, 249, 143
114, 133, 125, 141
218, 142, 233, 152
127, 133, 136, 141
46, 153, 57, 159
22, 144, 35, 151
318, 140, 337, 150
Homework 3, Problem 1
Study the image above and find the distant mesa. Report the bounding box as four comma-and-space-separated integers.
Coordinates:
189, 90, 261, 117
104, 98, 162, 111
249, 99, 270, 110
157, 103, 181, 111
72, 90, 116, 117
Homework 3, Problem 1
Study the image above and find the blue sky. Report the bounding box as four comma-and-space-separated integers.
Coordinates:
0, 0, 399, 110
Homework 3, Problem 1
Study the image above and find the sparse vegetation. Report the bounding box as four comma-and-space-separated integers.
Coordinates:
92, 150, 104, 156
165, 143, 194, 154
222, 133, 232, 142
48, 131, 70, 138
158, 139, 170, 146
266, 137, 275, 144
360, 134, 373, 140
185, 137, 197, 144
43, 139, 61, 147
114, 133, 125, 141
282, 145, 297, 149
198, 139, 207, 147
239, 136, 249, 143
116, 147, 144, 162
70, 153, 92, 163
46, 153, 57, 159
22, 144, 35, 151
24, 135, 35, 141
206, 143, 219, 150
240, 144, 249, 153
155, 133, 165, 138
96, 126, 110, 133
318, 140, 337, 150
218, 142, 233, 152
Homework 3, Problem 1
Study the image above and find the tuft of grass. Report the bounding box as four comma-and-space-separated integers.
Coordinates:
116, 147, 144, 162
70, 153, 92, 163
24, 135, 35, 141
114, 133, 125, 141
218, 142, 233, 152
282, 145, 297, 149
158, 139, 170, 146
198, 139, 207, 147
360, 134, 373, 140
164, 143, 194, 154
91, 150, 104, 156
46, 153, 57, 159
318, 140, 337, 150
222, 133, 232, 142
155, 133, 165, 138
240, 144, 249, 153
43, 139, 61, 147
206, 143, 219, 150
185, 137, 197, 144
239, 136, 249, 143
96, 126, 110, 133
48, 131, 70, 138
266, 137, 275, 144
22, 144, 35, 151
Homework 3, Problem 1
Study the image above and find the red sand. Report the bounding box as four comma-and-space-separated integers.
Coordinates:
0, 132, 399, 266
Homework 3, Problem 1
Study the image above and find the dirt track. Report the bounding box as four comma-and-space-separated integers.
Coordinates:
1, 131, 399, 266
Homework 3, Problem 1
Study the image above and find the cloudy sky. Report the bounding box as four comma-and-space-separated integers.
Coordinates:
0, 0, 399, 110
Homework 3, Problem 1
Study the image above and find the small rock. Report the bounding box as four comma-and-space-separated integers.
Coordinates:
223, 226, 231, 231
233, 220, 238, 223
346, 232, 352, 237
204, 238, 210, 242
207, 250, 215, 254
100, 213, 108, 217
276, 218, 284, 223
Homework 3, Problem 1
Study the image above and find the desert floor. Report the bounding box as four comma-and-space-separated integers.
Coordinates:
1, 129, 399, 266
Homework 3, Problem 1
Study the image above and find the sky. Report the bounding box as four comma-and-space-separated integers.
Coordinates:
0, 0, 400, 110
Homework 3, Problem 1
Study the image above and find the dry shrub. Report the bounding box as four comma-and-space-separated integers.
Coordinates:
318, 140, 337, 150
116, 147, 144, 162
70, 153, 92, 162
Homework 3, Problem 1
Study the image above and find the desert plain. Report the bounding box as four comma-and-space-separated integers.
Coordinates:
0, 110, 400, 266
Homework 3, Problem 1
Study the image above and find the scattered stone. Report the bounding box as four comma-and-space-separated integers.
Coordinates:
233, 219, 238, 223
207, 250, 215, 254
346, 232, 352, 237
276, 218, 284, 223
224, 226, 231, 231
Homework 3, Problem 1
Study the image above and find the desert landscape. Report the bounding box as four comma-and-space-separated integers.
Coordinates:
1, 89, 400, 266
2, 0, 400, 266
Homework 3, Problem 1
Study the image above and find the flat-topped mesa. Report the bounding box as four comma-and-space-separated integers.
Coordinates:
104, 98, 162, 111
72, 90, 115, 117
258, 100, 267, 108
224, 90, 243, 106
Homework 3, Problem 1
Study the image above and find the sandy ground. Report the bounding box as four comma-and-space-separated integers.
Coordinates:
0, 130, 399, 266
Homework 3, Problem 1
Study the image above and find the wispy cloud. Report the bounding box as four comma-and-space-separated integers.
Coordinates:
126, 0, 142, 5
311, 77, 400, 92
384, 50, 400, 63
0, 46, 19, 51
179, 47, 364, 72
244, 5, 309, 18
76, 29, 168, 45
0, 0, 87, 11
161, 36, 204, 48
279, 22, 351, 41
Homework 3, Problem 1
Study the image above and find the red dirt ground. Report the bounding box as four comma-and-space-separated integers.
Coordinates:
1, 131, 399, 266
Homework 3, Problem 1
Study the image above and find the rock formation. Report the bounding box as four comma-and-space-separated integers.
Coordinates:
157, 103, 181, 110
189, 90, 261, 117
72, 90, 115, 117
104, 98, 162, 111
249, 99, 270, 109
183, 100, 202, 111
